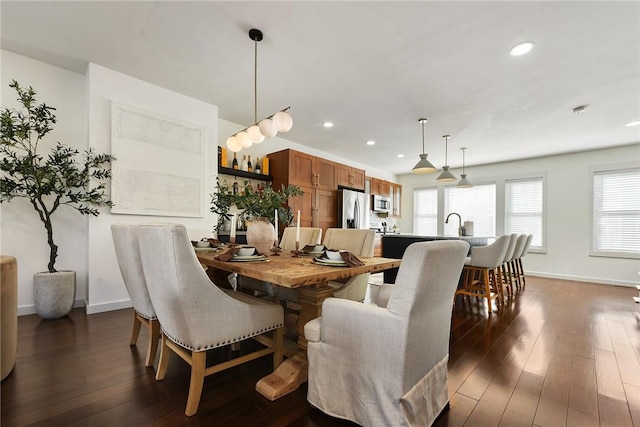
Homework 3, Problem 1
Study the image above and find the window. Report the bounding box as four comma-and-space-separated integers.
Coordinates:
506, 178, 544, 248
592, 168, 640, 257
444, 184, 496, 237
413, 188, 437, 235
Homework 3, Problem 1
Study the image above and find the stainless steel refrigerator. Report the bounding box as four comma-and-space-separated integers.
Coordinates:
339, 189, 370, 229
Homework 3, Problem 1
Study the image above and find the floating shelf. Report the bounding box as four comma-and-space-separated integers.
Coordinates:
218, 166, 272, 182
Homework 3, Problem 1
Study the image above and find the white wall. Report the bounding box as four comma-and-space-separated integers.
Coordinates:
1, 50, 89, 314
397, 144, 640, 287
86, 63, 218, 314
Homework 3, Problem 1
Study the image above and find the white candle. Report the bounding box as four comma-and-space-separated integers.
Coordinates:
274, 209, 278, 239
296, 210, 301, 242
230, 213, 236, 239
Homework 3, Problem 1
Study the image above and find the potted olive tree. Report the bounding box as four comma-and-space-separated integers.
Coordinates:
0, 80, 115, 319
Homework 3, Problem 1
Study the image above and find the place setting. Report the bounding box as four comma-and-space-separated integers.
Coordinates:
214, 246, 269, 263
192, 238, 224, 252
312, 249, 365, 268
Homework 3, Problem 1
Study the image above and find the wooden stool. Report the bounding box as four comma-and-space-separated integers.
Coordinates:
1, 256, 17, 380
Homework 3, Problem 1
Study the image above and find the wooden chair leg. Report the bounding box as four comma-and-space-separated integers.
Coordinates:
130, 312, 142, 345
185, 351, 206, 416
273, 326, 284, 369
493, 267, 504, 306
155, 334, 171, 381
145, 319, 161, 367
518, 258, 526, 288
483, 269, 492, 315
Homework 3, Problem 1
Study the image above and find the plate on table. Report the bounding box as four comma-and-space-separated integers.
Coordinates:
302, 250, 324, 257
313, 257, 348, 267
194, 247, 222, 252
230, 254, 268, 262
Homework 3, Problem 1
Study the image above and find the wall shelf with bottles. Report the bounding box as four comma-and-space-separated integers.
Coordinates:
218, 166, 273, 182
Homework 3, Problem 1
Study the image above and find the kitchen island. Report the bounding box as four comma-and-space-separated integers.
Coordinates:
381, 234, 489, 283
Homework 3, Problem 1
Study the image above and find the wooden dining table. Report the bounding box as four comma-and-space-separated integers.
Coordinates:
196, 248, 401, 400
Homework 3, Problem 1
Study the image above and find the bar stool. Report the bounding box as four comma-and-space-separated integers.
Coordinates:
456, 235, 511, 315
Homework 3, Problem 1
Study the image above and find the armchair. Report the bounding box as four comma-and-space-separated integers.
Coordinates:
304, 240, 469, 426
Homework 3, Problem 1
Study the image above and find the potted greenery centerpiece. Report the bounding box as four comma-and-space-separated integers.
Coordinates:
0, 80, 115, 319
211, 178, 302, 252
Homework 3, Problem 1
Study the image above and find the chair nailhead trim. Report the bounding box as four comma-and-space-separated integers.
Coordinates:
160, 323, 284, 352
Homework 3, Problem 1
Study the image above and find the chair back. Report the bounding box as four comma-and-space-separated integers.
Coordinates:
512, 234, 528, 259
280, 227, 322, 251
521, 234, 534, 257
386, 241, 469, 385
503, 234, 519, 263
111, 224, 156, 320
322, 228, 375, 257
469, 234, 511, 268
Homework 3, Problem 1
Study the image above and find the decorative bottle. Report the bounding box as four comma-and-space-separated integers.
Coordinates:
241, 155, 248, 171
247, 155, 253, 173
255, 157, 261, 174
232, 152, 239, 170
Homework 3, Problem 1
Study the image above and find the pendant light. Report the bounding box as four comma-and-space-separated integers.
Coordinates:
436, 134, 457, 182
226, 28, 292, 153
457, 147, 473, 188
410, 118, 437, 174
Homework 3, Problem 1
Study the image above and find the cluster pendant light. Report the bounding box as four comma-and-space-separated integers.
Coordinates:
457, 147, 473, 188
410, 118, 437, 174
226, 28, 292, 153
436, 135, 457, 182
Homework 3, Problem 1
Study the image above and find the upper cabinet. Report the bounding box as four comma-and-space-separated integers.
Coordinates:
370, 177, 390, 196
337, 164, 365, 190
389, 182, 402, 218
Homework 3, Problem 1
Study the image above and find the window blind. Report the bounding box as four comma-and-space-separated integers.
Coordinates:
413, 188, 437, 235
593, 168, 640, 254
506, 178, 543, 248
444, 184, 496, 237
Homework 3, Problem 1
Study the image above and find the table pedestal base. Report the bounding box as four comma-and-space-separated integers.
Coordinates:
256, 353, 308, 401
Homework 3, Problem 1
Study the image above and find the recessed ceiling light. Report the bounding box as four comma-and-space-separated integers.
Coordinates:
572, 105, 589, 114
625, 120, 640, 127
509, 41, 534, 56
322, 121, 334, 128
397, 154, 405, 158
366, 140, 376, 145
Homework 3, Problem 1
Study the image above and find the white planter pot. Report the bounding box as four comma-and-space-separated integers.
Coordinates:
33, 271, 76, 319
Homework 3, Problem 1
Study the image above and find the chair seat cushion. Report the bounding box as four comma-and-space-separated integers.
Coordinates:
304, 317, 322, 343
464, 256, 471, 265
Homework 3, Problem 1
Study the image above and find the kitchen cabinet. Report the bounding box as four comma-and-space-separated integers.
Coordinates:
337, 164, 365, 190
370, 177, 390, 197
389, 182, 402, 217
373, 233, 382, 257
267, 149, 338, 235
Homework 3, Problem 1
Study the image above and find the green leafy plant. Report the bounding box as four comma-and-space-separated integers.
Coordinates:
0, 80, 115, 273
210, 177, 303, 231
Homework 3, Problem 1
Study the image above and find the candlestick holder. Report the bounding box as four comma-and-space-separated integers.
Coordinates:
270, 239, 282, 256
292, 240, 302, 257
227, 236, 236, 248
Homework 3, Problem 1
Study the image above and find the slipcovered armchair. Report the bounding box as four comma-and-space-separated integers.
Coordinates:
304, 240, 469, 426
111, 224, 160, 367
136, 224, 284, 416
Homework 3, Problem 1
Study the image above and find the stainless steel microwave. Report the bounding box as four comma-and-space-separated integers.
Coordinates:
372, 195, 390, 213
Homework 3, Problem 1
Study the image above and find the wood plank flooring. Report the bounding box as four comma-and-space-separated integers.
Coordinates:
1, 276, 638, 426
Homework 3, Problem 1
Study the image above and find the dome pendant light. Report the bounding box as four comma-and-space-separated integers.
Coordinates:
456, 147, 473, 188
411, 118, 437, 174
226, 28, 292, 153
436, 134, 457, 182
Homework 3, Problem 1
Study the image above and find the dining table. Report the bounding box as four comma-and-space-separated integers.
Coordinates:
196, 247, 401, 400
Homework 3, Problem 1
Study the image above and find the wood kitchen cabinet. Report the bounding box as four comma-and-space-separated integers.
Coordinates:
337, 164, 365, 190
268, 149, 338, 235
390, 182, 402, 217
370, 177, 390, 196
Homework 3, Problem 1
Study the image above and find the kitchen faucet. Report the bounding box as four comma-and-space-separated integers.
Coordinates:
445, 212, 465, 236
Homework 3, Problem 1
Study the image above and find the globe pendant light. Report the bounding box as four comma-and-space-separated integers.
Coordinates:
436, 135, 457, 182
411, 118, 437, 174
226, 28, 292, 153
456, 147, 473, 188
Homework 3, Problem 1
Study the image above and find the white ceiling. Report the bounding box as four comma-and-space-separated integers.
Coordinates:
2, 1, 639, 174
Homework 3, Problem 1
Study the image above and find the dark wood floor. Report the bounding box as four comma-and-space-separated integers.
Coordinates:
1, 276, 638, 426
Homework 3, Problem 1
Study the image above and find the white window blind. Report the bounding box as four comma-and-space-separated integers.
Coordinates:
444, 184, 496, 237
413, 188, 437, 235
593, 168, 640, 255
506, 178, 544, 248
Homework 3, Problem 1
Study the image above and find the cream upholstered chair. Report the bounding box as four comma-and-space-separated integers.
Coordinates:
514, 234, 533, 289
136, 224, 284, 416
238, 227, 322, 299
500, 234, 519, 300
322, 228, 375, 301
111, 224, 160, 367
508, 234, 528, 291
304, 240, 470, 426
456, 235, 511, 315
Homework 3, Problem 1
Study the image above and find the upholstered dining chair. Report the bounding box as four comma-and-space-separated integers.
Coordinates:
111, 224, 160, 368
508, 234, 528, 291
136, 224, 284, 416
515, 234, 534, 289
500, 234, 519, 300
238, 227, 322, 299
321, 228, 375, 301
456, 234, 511, 315
304, 240, 469, 426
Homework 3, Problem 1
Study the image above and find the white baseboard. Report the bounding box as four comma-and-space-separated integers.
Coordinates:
85, 299, 132, 315
529, 271, 636, 287
17, 299, 85, 316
